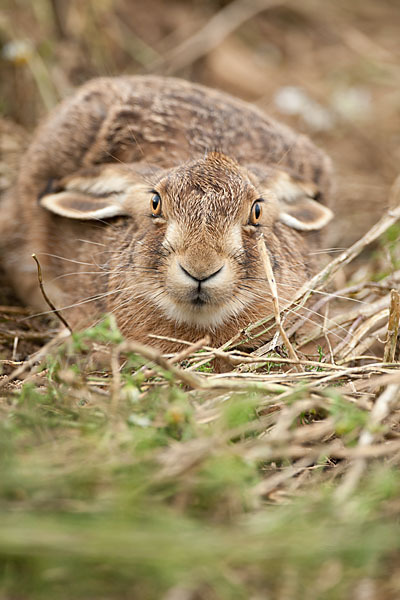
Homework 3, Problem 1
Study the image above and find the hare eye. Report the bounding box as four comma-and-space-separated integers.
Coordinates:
249, 200, 263, 225
151, 192, 162, 217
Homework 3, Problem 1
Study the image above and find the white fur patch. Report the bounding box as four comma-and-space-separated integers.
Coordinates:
227, 224, 243, 252
40, 191, 129, 220
279, 201, 333, 231
164, 221, 181, 250
153, 292, 245, 329
66, 171, 136, 195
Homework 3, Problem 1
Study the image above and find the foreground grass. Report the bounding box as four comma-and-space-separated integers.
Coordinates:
1, 319, 400, 599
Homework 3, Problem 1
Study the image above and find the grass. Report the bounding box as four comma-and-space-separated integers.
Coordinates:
1, 317, 400, 599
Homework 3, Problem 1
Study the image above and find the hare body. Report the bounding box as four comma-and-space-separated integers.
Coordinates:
0, 76, 333, 351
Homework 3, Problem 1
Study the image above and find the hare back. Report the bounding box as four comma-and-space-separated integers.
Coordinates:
18, 76, 331, 199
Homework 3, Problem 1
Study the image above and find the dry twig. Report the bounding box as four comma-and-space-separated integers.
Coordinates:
335, 383, 400, 502
32, 254, 72, 333
383, 289, 400, 363
257, 234, 301, 370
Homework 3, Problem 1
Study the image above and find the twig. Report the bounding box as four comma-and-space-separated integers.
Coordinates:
331, 316, 363, 358
294, 295, 390, 350
252, 456, 316, 497
342, 325, 387, 362
32, 254, 72, 333
49, 0, 68, 39
322, 304, 335, 364
147, 334, 195, 347
383, 289, 400, 363
0, 328, 57, 341
170, 336, 210, 364
187, 332, 243, 371
118, 340, 204, 389
0, 328, 71, 389
110, 347, 122, 409
246, 439, 400, 462
337, 355, 383, 365
140, 336, 210, 380
0, 306, 32, 315
12, 336, 19, 361
198, 349, 344, 370
257, 234, 302, 370
335, 383, 400, 502
340, 309, 389, 359
119, 339, 290, 393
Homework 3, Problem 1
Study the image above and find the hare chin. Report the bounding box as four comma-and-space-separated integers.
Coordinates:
155, 296, 242, 329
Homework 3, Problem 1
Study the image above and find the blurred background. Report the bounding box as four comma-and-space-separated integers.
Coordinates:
1, 0, 399, 248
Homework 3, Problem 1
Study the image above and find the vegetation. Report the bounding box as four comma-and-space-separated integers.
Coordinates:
1, 312, 400, 599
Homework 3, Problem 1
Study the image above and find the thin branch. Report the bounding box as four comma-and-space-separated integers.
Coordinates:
335, 383, 400, 502
32, 254, 72, 333
383, 289, 400, 363
257, 234, 302, 370
0, 328, 71, 389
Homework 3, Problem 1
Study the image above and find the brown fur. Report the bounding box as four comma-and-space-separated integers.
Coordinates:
0, 76, 333, 352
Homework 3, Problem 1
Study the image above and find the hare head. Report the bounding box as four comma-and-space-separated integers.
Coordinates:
37, 150, 332, 346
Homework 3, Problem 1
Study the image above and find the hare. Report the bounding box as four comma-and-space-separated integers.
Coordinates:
0, 76, 333, 352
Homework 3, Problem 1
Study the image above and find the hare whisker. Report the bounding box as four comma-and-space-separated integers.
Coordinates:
237, 284, 352, 344
26, 284, 138, 320
37, 253, 96, 267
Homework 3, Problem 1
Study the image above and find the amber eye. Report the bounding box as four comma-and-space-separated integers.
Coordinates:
249, 200, 263, 225
150, 192, 162, 217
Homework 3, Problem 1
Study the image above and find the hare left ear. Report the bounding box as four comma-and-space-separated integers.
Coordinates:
268, 170, 333, 231
39, 166, 148, 220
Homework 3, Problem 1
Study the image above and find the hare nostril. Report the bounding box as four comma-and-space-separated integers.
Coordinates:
179, 263, 224, 283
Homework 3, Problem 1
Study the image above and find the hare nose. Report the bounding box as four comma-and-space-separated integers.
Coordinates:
179, 263, 224, 283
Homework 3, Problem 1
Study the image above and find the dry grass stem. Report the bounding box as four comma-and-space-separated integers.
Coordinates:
32, 253, 72, 333
335, 383, 400, 501
252, 456, 316, 497
257, 234, 301, 370
340, 309, 389, 359
383, 289, 400, 363
170, 336, 210, 364
0, 328, 71, 390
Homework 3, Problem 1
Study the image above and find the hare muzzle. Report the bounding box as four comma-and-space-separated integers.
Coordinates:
157, 220, 240, 327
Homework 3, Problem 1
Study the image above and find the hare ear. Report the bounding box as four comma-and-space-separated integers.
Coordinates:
39, 168, 144, 220
269, 171, 333, 231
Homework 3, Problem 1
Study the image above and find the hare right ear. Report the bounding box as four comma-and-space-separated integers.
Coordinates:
39, 167, 149, 220
268, 170, 333, 231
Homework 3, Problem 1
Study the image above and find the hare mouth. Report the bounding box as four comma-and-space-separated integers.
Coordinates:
191, 297, 206, 307
189, 287, 209, 307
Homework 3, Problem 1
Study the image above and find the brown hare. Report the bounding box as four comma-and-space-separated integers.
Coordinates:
0, 76, 333, 352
